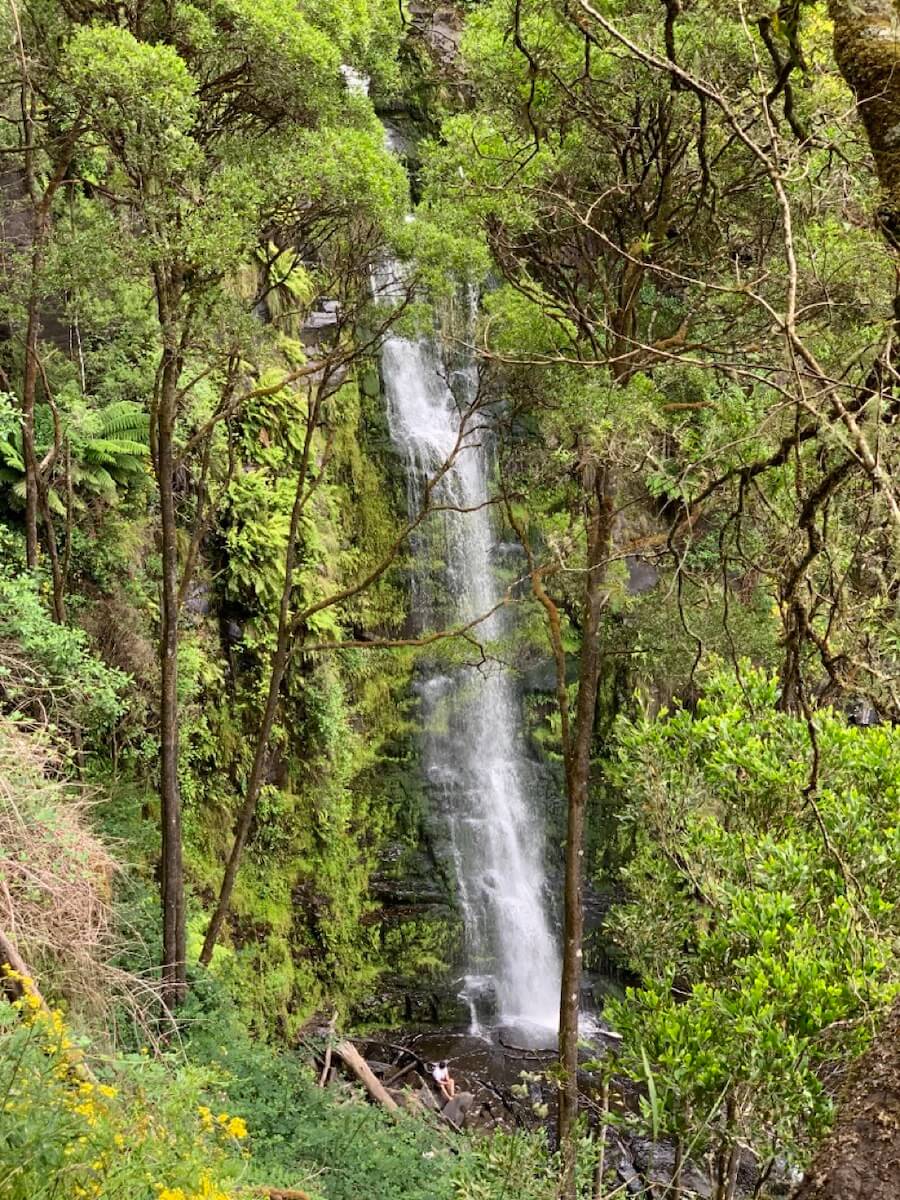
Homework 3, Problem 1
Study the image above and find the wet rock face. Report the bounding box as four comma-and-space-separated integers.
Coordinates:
407, 1, 465, 68
626, 555, 659, 595
629, 1138, 713, 1198
358, 821, 468, 1027
351, 983, 469, 1029
183, 581, 211, 615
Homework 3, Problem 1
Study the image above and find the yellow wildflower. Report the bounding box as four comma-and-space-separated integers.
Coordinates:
98, 1084, 117, 1099
225, 1115, 247, 1139
196, 1172, 231, 1199
73, 1100, 97, 1125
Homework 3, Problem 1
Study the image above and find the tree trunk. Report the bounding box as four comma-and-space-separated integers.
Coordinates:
17, 125, 80, 571
671, 1135, 684, 1200
156, 342, 186, 1011
828, 0, 900, 240
22, 297, 41, 569
37, 475, 65, 623
557, 462, 615, 1200
792, 997, 900, 1200
199, 458, 309, 966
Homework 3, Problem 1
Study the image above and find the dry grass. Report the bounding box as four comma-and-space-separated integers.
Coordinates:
0, 716, 161, 1041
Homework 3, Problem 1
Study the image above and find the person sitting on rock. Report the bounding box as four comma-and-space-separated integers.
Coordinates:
432, 1060, 455, 1103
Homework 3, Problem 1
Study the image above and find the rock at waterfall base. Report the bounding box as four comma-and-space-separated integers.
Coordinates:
441, 1091, 474, 1127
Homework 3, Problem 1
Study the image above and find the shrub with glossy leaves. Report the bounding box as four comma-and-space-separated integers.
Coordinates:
604, 663, 900, 1178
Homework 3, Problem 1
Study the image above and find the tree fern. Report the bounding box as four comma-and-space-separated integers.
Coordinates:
0, 393, 149, 513
94, 400, 150, 440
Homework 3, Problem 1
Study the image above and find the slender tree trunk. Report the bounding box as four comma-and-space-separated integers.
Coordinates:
558, 462, 615, 1200
672, 1136, 684, 1200
712, 1097, 741, 1200
37, 484, 65, 623
40, 501, 65, 624
724, 1143, 741, 1200
17, 124, 80, 570
592, 1079, 610, 1200
22, 299, 41, 568
199, 461, 308, 966
156, 336, 186, 1011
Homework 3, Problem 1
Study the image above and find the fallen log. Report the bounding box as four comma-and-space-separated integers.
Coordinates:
367, 1039, 431, 1075
334, 1039, 399, 1113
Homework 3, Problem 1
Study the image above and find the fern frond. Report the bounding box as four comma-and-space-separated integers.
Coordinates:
108, 456, 147, 478
82, 437, 149, 464
97, 402, 149, 439
0, 439, 24, 473
84, 465, 117, 498
47, 487, 66, 517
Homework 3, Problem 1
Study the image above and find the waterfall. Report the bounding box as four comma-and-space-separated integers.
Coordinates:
379, 297, 561, 1032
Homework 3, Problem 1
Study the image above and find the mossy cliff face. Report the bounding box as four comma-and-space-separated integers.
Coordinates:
172, 347, 468, 1037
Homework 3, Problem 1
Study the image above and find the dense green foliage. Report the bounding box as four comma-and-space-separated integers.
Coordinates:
605, 666, 900, 1175
3, 0, 900, 1196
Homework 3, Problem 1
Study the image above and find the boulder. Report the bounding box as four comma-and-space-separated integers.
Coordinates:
184, 581, 211, 615
441, 1091, 475, 1127
626, 555, 659, 595
630, 1136, 712, 1198
417, 1084, 440, 1111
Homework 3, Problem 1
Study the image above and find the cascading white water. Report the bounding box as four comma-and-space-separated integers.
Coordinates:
380, 301, 561, 1031
335, 61, 561, 1030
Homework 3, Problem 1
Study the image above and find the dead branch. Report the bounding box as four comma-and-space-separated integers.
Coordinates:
333, 1040, 400, 1113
